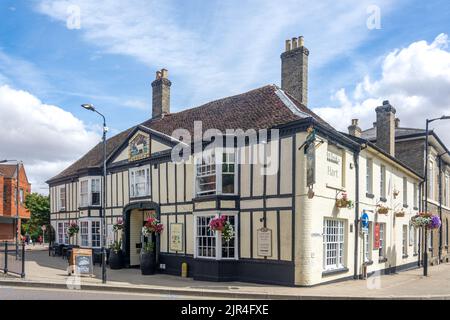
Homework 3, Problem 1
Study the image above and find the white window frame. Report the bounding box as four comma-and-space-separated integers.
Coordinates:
366, 158, 373, 194
445, 174, 449, 207
323, 218, 345, 271
129, 165, 151, 198
57, 221, 69, 245
429, 161, 435, 200
377, 223, 386, 258
195, 148, 238, 197
58, 185, 66, 211
402, 225, 408, 256
380, 165, 386, 199
79, 176, 102, 207
413, 182, 418, 208
79, 218, 102, 248
193, 211, 238, 260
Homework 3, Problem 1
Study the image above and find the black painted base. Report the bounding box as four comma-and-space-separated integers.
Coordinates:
158, 253, 295, 286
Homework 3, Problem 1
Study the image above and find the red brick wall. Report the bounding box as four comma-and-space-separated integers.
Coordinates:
0, 175, 4, 215
2, 166, 31, 219
0, 222, 14, 241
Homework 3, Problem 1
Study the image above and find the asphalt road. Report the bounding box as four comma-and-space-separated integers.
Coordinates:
0, 285, 211, 300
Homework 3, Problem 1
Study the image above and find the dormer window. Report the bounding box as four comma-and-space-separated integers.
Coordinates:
195, 149, 236, 197
79, 177, 101, 207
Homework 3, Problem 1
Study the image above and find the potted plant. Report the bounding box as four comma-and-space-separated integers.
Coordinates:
209, 215, 234, 242
140, 215, 164, 275
335, 192, 354, 209
67, 222, 79, 244
376, 204, 389, 215
394, 210, 405, 218
411, 212, 441, 229
109, 219, 124, 269
140, 242, 156, 275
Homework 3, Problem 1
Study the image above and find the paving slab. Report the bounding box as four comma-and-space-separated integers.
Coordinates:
1, 250, 449, 299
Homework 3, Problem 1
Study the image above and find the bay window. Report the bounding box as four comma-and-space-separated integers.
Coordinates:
79, 219, 101, 248
195, 149, 237, 196
323, 218, 345, 270
79, 177, 101, 207
130, 166, 151, 198
194, 213, 237, 260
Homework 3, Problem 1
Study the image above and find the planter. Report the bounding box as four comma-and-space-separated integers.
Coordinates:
140, 251, 156, 275
377, 206, 389, 215
109, 250, 123, 270
395, 211, 405, 218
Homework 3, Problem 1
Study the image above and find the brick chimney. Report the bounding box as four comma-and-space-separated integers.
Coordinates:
151, 68, 171, 119
281, 36, 309, 106
375, 100, 396, 156
348, 119, 362, 138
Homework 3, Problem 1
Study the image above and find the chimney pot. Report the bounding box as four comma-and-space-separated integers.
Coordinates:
298, 36, 304, 47
292, 37, 298, 49
285, 40, 291, 52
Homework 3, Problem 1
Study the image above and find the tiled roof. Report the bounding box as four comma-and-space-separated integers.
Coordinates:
47, 85, 331, 183
0, 164, 17, 178
361, 127, 426, 141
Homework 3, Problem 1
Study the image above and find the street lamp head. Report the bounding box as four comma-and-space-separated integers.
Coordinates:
441, 115, 450, 120
81, 103, 95, 111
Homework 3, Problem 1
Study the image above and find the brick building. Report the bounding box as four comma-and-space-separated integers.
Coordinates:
362, 112, 450, 265
0, 164, 31, 241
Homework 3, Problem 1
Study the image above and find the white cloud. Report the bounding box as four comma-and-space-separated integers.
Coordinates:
35, 0, 396, 108
314, 34, 450, 145
0, 84, 99, 194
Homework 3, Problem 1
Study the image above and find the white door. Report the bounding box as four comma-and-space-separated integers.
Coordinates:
129, 211, 143, 266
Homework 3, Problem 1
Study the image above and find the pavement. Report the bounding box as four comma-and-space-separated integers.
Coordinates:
1, 245, 450, 299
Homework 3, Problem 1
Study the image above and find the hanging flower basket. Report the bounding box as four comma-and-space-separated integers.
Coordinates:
411, 212, 441, 229
335, 192, 354, 209
209, 215, 234, 242
394, 210, 405, 218
141, 215, 164, 237
67, 222, 79, 237
376, 204, 389, 215
113, 218, 124, 232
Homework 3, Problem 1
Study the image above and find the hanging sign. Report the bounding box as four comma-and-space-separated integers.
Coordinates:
170, 223, 184, 252
306, 142, 316, 187
257, 228, 272, 257
374, 223, 380, 249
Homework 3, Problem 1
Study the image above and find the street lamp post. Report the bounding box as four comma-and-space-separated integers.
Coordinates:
423, 116, 450, 276
0, 160, 21, 258
81, 103, 108, 284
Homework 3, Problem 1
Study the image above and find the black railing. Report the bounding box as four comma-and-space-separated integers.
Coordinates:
0, 241, 25, 278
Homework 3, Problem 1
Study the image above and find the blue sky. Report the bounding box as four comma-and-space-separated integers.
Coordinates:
1, 0, 450, 192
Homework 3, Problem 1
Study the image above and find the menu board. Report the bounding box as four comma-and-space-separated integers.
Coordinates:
170, 223, 183, 252
257, 228, 272, 257
71, 248, 93, 276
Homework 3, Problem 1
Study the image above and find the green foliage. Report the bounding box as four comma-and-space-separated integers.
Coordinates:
23, 193, 51, 241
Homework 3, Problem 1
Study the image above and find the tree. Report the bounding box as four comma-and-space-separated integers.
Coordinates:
24, 193, 50, 241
